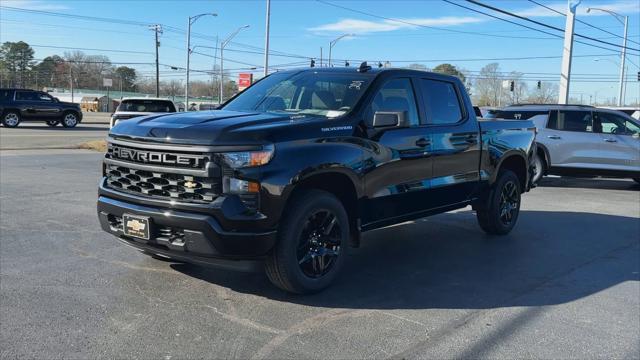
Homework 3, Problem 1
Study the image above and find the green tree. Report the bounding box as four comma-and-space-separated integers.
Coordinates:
433, 63, 466, 83
32, 55, 65, 89
0, 41, 35, 88
114, 66, 137, 91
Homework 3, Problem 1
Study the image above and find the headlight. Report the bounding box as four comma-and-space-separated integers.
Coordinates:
222, 145, 274, 168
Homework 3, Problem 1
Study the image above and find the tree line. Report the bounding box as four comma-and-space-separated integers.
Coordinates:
0, 41, 237, 100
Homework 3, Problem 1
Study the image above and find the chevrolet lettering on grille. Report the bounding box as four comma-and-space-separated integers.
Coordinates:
110, 145, 205, 168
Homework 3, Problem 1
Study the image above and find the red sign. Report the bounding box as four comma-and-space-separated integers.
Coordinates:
238, 73, 253, 90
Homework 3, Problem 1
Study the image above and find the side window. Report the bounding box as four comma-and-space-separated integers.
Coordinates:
597, 112, 639, 136
419, 79, 463, 125
367, 78, 419, 126
15, 91, 37, 101
548, 110, 593, 132
37, 93, 53, 102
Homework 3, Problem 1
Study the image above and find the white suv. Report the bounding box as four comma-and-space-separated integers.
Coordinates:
486, 105, 640, 184
110, 98, 177, 128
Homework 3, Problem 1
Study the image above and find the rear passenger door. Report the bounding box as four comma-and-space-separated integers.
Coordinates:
14, 90, 39, 119
417, 77, 481, 207
544, 110, 604, 169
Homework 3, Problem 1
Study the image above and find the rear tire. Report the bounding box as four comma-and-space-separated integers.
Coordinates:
2, 111, 20, 128
265, 190, 349, 294
532, 152, 545, 184
61, 111, 79, 128
476, 170, 521, 235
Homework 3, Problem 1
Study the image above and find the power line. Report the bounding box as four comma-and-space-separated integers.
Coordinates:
29, 44, 153, 55
526, 0, 640, 47
442, 0, 628, 54
464, 0, 639, 52
315, 0, 559, 40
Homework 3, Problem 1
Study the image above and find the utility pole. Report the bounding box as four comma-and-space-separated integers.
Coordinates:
68, 63, 74, 103
149, 24, 163, 97
558, 0, 581, 104
263, 0, 271, 77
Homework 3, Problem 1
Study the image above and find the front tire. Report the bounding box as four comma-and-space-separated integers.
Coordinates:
61, 112, 79, 128
2, 111, 21, 128
476, 170, 521, 235
265, 190, 349, 294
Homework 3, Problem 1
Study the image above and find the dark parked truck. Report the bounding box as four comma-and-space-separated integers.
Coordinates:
98, 65, 536, 293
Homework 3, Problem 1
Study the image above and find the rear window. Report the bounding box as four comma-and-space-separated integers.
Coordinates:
419, 79, 463, 125
117, 100, 176, 113
547, 110, 593, 132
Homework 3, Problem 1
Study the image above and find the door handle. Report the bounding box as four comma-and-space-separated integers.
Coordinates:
415, 138, 430, 148
547, 135, 562, 140
603, 138, 617, 143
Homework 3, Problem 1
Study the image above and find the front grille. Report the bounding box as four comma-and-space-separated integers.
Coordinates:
105, 163, 220, 203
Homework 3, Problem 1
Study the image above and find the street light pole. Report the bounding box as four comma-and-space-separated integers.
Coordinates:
558, 0, 579, 105
219, 25, 250, 106
328, 34, 354, 68
185, 13, 217, 110
587, 8, 628, 106
264, 0, 271, 77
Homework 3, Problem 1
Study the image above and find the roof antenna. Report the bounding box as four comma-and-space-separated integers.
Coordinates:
358, 61, 371, 72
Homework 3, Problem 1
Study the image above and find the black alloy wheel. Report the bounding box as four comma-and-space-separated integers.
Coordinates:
296, 210, 342, 278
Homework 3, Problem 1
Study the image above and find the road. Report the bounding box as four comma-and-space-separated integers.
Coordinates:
0, 123, 108, 150
1, 148, 638, 359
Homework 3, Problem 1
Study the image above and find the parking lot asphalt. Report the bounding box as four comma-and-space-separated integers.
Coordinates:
0, 123, 109, 150
1, 149, 639, 359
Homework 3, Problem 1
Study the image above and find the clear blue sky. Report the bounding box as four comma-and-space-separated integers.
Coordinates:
1, 0, 639, 104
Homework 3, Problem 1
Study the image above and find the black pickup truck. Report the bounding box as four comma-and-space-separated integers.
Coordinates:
98, 65, 536, 293
0, 88, 83, 128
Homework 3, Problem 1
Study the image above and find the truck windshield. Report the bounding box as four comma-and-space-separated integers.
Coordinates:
118, 100, 176, 113
223, 71, 372, 118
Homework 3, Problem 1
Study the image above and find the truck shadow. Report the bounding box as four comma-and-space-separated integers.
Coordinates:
171, 210, 639, 309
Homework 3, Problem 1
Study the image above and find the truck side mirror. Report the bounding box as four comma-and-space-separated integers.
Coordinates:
373, 111, 405, 128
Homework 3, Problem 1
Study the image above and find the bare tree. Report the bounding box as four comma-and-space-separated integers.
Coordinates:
527, 82, 558, 104
473, 62, 503, 106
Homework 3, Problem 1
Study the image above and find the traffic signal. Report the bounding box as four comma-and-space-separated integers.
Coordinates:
310, 59, 315, 68
510, 81, 515, 92
537, 81, 541, 89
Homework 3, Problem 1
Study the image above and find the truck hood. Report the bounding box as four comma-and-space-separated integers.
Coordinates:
109, 110, 336, 146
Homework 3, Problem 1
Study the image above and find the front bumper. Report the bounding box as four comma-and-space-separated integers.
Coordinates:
97, 195, 277, 271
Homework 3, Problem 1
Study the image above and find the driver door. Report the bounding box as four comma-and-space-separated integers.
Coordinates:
32, 92, 61, 119
362, 77, 433, 227
594, 111, 640, 172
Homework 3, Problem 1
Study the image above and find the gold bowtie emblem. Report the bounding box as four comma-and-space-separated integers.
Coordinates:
126, 219, 146, 231
183, 181, 197, 189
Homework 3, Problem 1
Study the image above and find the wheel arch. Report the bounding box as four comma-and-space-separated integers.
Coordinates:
535, 142, 551, 171
494, 152, 528, 191
284, 169, 362, 247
